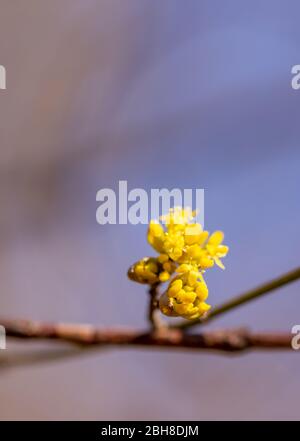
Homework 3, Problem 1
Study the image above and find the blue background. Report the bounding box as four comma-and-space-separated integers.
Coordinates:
0, 0, 299, 420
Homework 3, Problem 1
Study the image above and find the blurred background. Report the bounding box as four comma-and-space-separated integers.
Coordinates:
0, 0, 299, 420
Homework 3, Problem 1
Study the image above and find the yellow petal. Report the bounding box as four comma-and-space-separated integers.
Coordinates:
217, 245, 229, 257
159, 271, 170, 282
176, 264, 192, 273
196, 283, 209, 301
148, 221, 164, 237
177, 290, 196, 304
168, 279, 183, 296
198, 302, 211, 313
183, 285, 194, 292
198, 231, 209, 246
214, 256, 225, 270
186, 244, 202, 259
188, 271, 198, 286
200, 256, 214, 269
158, 253, 169, 263
208, 231, 224, 246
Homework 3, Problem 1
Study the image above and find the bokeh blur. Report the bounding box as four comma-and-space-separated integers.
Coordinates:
0, 0, 299, 420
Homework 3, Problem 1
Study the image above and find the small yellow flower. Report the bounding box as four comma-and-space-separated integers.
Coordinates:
159, 271, 171, 283
205, 231, 229, 269
160, 206, 194, 230
147, 221, 165, 253
160, 268, 210, 320
127, 257, 160, 284
128, 256, 176, 285
184, 223, 204, 245
163, 233, 185, 261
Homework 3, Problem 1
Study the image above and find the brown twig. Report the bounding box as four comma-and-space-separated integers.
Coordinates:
175, 266, 300, 330
0, 318, 294, 353
148, 283, 165, 330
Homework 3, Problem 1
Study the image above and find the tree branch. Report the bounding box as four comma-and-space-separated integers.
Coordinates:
174, 267, 300, 330
0, 318, 294, 353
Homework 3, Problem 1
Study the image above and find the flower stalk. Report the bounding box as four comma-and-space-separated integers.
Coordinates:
148, 283, 165, 330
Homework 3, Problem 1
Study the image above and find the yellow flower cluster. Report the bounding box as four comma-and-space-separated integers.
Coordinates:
159, 265, 210, 320
128, 207, 229, 320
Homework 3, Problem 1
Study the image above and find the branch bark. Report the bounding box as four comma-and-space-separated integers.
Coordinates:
0, 318, 294, 353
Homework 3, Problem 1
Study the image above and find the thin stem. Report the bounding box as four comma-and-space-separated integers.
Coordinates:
148, 283, 165, 330
175, 266, 300, 330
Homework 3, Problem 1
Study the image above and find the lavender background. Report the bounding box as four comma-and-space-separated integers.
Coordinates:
0, 0, 299, 420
